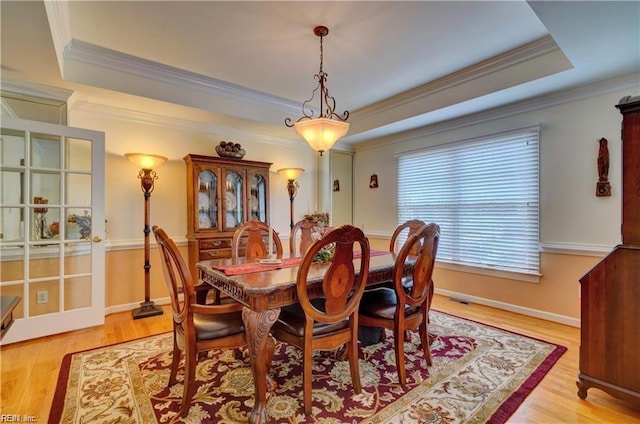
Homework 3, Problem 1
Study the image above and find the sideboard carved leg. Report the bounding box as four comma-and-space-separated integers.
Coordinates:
576, 376, 589, 399
243, 307, 280, 424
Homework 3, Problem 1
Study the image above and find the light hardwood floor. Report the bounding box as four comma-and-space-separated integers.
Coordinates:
1, 295, 639, 423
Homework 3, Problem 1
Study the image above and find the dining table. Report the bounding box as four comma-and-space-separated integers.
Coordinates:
197, 249, 412, 424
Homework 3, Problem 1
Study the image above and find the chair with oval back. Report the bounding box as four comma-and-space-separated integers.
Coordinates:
389, 219, 426, 254
271, 225, 370, 414
359, 223, 440, 386
289, 218, 319, 257
152, 225, 246, 417
360, 219, 429, 345
231, 219, 283, 263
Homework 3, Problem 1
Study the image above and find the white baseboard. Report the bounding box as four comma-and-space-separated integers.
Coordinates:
434, 288, 580, 328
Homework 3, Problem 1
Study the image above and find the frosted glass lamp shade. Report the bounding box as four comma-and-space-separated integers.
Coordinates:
125, 153, 167, 170
294, 118, 349, 154
277, 168, 305, 181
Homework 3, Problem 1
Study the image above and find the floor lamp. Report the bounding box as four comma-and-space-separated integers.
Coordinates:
277, 168, 305, 229
125, 153, 167, 319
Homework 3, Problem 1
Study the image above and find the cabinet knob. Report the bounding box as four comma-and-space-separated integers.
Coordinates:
91, 235, 102, 243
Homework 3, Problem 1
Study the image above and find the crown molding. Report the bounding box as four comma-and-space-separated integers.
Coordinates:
355, 36, 562, 120
43, 0, 72, 77
69, 99, 298, 148
0, 78, 73, 104
356, 72, 639, 152
64, 39, 300, 118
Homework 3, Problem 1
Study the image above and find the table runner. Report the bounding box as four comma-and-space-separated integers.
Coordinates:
213, 249, 390, 276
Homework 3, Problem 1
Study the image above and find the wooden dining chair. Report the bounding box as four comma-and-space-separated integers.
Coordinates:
390, 219, 426, 254
231, 219, 283, 262
152, 226, 246, 417
289, 218, 318, 257
359, 223, 440, 386
271, 225, 370, 414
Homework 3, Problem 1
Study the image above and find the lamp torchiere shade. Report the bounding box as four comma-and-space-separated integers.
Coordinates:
277, 168, 305, 229
277, 167, 305, 182
125, 153, 168, 170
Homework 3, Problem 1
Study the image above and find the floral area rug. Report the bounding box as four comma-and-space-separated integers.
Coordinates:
49, 311, 566, 423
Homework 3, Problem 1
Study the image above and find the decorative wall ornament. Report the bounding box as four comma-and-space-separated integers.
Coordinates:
369, 174, 378, 188
333, 179, 340, 192
216, 141, 245, 159
596, 137, 611, 197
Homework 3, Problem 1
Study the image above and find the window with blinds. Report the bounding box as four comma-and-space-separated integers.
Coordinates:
397, 126, 540, 276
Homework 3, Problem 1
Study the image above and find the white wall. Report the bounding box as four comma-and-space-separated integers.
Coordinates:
353, 88, 630, 250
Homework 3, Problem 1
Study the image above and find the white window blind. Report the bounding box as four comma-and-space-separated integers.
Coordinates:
397, 126, 540, 275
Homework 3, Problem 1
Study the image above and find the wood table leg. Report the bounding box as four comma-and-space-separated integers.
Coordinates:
242, 307, 279, 424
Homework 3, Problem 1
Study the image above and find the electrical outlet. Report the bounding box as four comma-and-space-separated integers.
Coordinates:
37, 290, 48, 304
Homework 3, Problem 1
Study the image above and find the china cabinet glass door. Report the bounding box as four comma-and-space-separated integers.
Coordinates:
249, 170, 268, 222
197, 169, 218, 231
224, 169, 243, 229
0, 117, 105, 344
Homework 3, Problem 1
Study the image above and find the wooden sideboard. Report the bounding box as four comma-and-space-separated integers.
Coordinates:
576, 95, 640, 404
1, 295, 21, 340
184, 154, 272, 278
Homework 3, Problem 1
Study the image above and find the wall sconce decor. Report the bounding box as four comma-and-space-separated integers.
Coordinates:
333, 179, 340, 192
596, 137, 611, 197
277, 167, 305, 229
125, 152, 167, 319
285, 26, 350, 156
369, 174, 379, 188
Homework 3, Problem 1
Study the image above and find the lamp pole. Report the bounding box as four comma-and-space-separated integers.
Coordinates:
287, 179, 298, 229
125, 153, 167, 320
132, 168, 164, 319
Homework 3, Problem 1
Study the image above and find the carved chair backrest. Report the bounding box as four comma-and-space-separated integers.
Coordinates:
296, 225, 370, 325
290, 219, 319, 257
389, 219, 427, 255
393, 223, 440, 310
153, 225, 192, 324
231, 220, 283, 263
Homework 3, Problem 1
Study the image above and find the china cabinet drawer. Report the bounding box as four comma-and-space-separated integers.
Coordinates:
199, 248, 231, 259
199, 239, 230, 250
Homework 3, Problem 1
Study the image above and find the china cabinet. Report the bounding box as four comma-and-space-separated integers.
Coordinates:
184, 154, 271, 277
577, 95, 640, 404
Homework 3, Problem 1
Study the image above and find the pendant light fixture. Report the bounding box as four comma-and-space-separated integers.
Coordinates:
285, 26, 349, 156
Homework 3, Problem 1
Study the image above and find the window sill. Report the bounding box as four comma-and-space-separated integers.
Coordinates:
436, 261, 541, 283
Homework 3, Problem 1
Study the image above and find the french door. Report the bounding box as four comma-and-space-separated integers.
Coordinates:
0, 117, 105, 344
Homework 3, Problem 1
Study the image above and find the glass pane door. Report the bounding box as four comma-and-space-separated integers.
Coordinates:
197, 169, 218, 230
224, 170, 243, 229
249, 170, 268, 222
0, 117, 105, 344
